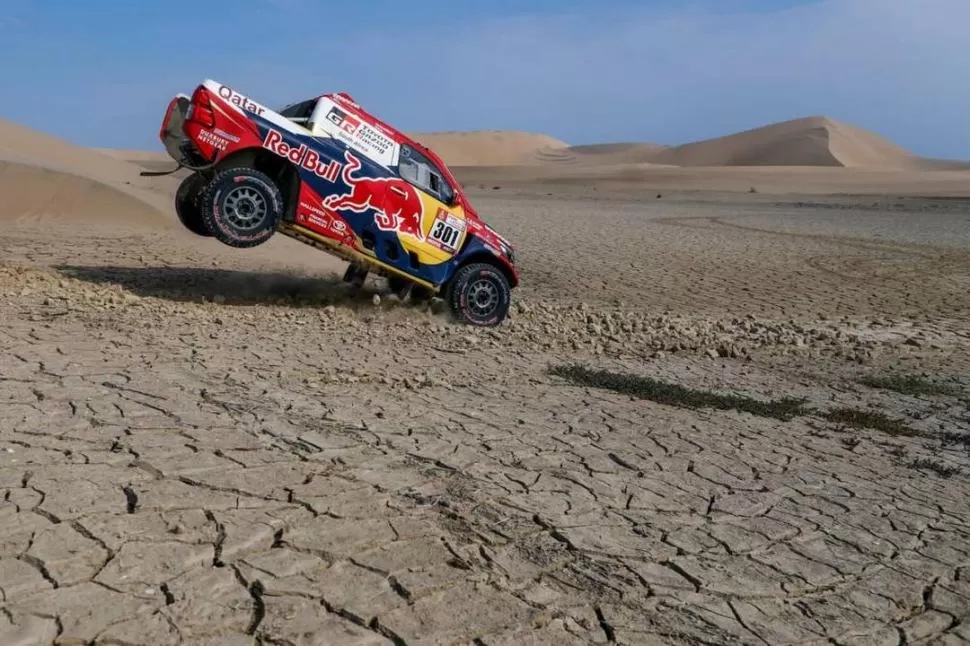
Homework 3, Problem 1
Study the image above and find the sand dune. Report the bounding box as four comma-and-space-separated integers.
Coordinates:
0, 161, 177, 230
95, 147, 171, 164
407, 131, 569, 167
650, 116, 913, 168
89, 114, 970, 201
0, 120, 175, 231
100, 133, 574, 169
569, 142, 667, 162
413, 117, 969, 172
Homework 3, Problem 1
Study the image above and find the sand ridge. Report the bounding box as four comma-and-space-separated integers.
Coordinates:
407, 115, 966, 170
407, 130, 570, 167
650, 116, 908, 168
96, 113, 970, 176
0, 119, 177, 231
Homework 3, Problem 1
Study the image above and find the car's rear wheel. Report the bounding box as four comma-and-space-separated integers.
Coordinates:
447, 262, 511, 326
200, 167, 284, 248
174, 173, 211, 237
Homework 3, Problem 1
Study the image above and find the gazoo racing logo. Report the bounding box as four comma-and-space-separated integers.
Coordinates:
217, 85, 266, 116
325, 107, 361, 136
262, 129, 342, 183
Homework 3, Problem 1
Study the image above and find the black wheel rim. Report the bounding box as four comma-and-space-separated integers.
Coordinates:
223, 186, 267, 231
467, 278, 499, 318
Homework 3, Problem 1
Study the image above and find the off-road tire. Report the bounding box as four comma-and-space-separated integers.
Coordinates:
447, 262, 511, 326
200, 167, 284, 248
174, 173, 211, 237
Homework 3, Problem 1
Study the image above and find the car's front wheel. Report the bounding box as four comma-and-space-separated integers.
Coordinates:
200, 167, 284, 248
174, 173, 211, 237
447, 262, 511, 326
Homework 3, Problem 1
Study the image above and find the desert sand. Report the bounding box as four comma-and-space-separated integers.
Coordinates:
2, 113, 970, 646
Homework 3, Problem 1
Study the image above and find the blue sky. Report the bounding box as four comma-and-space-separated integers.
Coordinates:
2, 0, 968, 159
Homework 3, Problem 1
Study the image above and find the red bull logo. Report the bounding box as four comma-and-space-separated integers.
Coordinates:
324, 151, 425, 241
263, 129, 342, 183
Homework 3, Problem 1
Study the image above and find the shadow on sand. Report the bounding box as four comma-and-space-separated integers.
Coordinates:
54, 264, 400, 309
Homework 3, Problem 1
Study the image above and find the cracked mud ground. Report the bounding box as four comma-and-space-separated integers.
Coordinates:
2, 189, 970, 645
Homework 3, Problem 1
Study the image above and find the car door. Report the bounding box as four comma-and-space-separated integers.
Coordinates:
395, 144, 468, 266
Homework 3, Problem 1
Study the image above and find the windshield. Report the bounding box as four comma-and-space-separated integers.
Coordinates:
278, 99, 316, 125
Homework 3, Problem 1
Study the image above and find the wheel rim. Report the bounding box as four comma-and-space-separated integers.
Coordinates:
467, 278, 499, 318
223, 186, 267, 230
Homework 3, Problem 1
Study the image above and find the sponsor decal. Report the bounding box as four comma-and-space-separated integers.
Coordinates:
324, 151, 425, 241
468, 218, 510, 251
333, 92, 359, 107
322, 107, 396, 164
217, 85, 266, 116
326, 107, 361, 135
299, 200, 348, 236
262, 129, 342, 183
351, 122, 394, 158
198, 129, 230, 151
296, 184, 350, 240
214, 128, 241, 143
427, 208, 465, 253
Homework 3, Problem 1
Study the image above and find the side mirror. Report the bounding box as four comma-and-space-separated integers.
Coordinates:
446, 185, 462, 207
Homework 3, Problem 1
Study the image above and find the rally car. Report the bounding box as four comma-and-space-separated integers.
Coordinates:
155, 79, 518, 326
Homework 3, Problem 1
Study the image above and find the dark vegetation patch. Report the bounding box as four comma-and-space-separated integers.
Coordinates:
550, 364, 970, 450
859, 374, 958, 397
906, 458, 961, 478
820, 408, 922, 438
548, 364, 807, 421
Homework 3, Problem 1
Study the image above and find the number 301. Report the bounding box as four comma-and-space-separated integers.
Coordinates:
431, 221, 460, 247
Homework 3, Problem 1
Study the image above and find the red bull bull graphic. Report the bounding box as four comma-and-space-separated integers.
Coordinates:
324, 151, 425, 241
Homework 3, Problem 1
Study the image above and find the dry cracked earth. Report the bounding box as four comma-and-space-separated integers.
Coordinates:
2, 188, 970, 645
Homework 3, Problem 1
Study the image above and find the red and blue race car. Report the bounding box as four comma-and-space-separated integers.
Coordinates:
157, 80, 518, 326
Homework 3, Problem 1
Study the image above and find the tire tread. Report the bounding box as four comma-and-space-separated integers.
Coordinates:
447, 262, 511, 326
175, 173, 211, 237
200, 167, 284, 248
